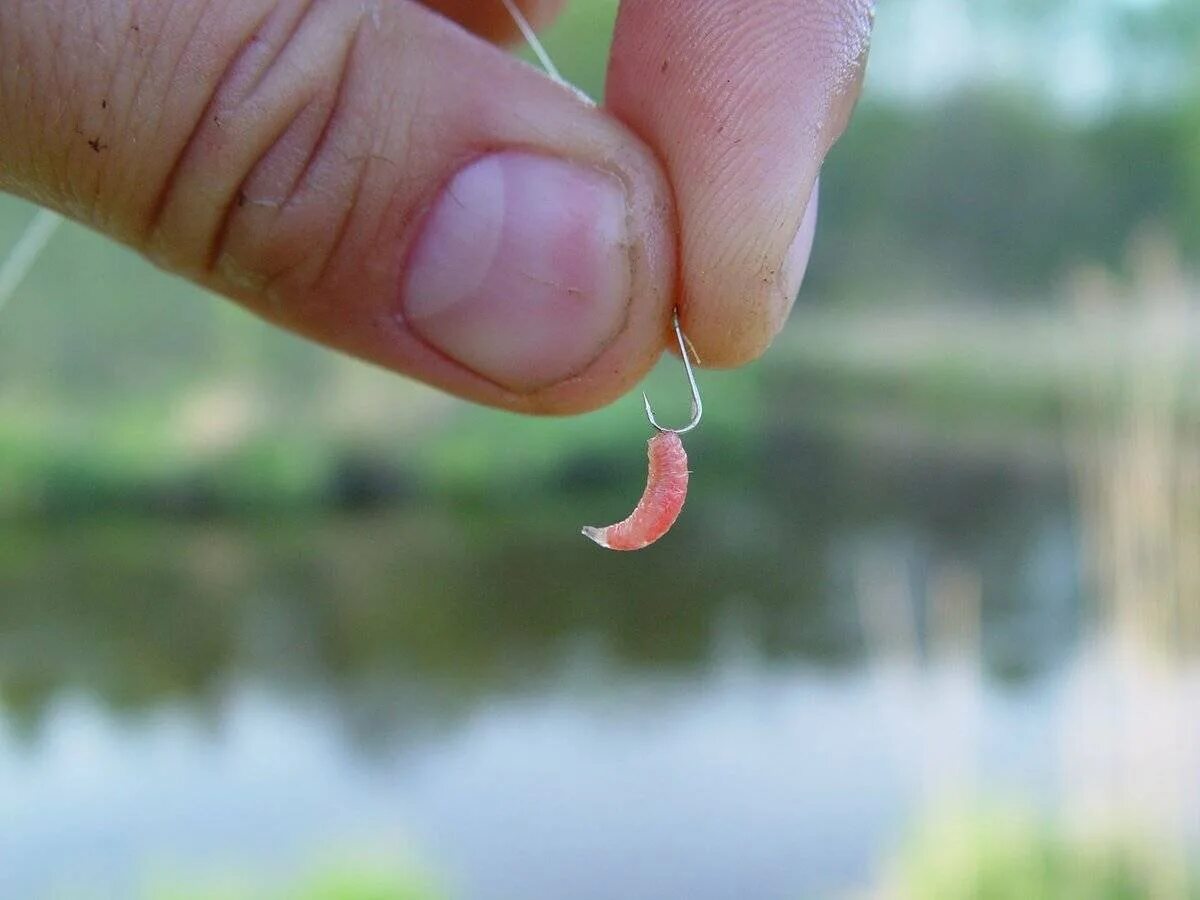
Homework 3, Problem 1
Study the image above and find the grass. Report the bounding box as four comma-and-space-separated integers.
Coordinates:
8, 292, 1200, 517
860, 235, 1200, 900
880, 807, 1200, 900
145, 856, 445, 900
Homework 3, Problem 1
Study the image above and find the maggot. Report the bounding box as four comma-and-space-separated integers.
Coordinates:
582, 431, 689, 551
582, 312, 702, 551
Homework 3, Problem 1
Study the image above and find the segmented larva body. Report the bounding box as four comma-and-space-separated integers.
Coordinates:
582, 431, 689, 551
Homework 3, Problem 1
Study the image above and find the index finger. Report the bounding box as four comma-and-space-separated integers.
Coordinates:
606, 0, 874, 366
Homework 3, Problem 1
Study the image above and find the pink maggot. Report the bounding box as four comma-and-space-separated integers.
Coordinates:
582, 431, 689, 551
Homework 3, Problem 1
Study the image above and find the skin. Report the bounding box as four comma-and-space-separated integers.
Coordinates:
0, 0, 873, 415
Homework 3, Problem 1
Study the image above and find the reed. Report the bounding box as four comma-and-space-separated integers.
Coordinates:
860, 233, 1200, 898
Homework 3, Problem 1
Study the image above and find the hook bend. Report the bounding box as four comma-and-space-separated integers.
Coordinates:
644, 311, 703, 435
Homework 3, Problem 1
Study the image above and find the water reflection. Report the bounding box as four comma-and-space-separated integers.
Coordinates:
0, 429, 1076, 735
0, 428, 1104, 898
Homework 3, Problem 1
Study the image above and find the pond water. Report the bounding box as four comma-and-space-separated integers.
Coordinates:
0, 425, 1189, 898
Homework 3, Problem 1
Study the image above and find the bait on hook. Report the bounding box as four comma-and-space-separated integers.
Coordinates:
581, 313, 702, 551
499, 1, 704, 550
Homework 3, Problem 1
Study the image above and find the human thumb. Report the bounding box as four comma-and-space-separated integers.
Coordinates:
0, 0, 676, 413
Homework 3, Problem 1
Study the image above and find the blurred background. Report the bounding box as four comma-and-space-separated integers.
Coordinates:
2, 0, 1200, 897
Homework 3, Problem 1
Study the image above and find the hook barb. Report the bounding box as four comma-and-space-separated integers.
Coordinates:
644, 311, 703, 435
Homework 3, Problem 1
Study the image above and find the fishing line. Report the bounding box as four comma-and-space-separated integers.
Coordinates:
0, 209, 63, 317
498, 0, 567, 85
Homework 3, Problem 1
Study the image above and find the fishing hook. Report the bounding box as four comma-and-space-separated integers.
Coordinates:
500, 0, 704, 549
644, 311, 703, 435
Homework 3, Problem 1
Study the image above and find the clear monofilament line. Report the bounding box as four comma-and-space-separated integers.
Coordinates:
0, 209, 63, 316
499, 0, 595, 104
498, 0, 565, 85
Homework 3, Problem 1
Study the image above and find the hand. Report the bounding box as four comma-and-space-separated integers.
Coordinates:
0, 0, 872, 414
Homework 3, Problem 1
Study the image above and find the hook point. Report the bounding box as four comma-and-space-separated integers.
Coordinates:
642, 311, 703, 435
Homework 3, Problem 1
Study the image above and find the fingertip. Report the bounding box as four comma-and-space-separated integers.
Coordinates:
673, 178, 818, 369
607, 0, 871, 367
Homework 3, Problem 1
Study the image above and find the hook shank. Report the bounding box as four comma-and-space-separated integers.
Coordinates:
644, 311, 703, 435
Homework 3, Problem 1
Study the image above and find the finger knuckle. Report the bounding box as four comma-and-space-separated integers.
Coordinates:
138, 0, 383, 300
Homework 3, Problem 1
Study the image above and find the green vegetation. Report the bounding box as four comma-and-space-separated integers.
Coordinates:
817, 93, 1199, 299
148, 858, 444, 900
887, 808, 1200, 900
